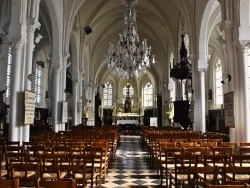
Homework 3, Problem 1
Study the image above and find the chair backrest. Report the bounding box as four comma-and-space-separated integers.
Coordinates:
58, 164, 86, 187
239, 146, 250, 155
221, 142, 238, 154
37, 179, 77, 188
224, 166, 250, 184
0, 178, 19, 188
188, 166, 219, 187
10, 163, 40, 187
232, 154, 250, 167
240, 142, 250, 147
207, 184, 245, 188
0, 151, 7, 179
213, 147, 233, 156
39, 153, 61, 180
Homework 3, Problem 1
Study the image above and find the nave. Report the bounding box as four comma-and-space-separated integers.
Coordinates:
103, 135, 162, 188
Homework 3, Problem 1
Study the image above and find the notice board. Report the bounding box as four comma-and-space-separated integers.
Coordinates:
24, 90, 36, 125
224, 92, 235, 128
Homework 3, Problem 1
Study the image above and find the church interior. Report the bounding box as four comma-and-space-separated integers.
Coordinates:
0, 0, 250, 187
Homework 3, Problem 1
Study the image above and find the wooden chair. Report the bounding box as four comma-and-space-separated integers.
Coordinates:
204, 154, 229, 184
188, 166, 219, 187
212, 147, 233, 159
207, 184, 248, 188
239, 147, 250, 155
0, 151, 7, 179
200, 142, 217, 154
232, 154, 250, 167
6, 152, 29, 179
160, 147, 185, 186
220, 142, 238, 154
170, 154, 199, 187
240, 143, 250, 147
0, 177, 19, 188
207, 138, 223, 146
156, 142, 176, 176
58, 163, 87, 188
225, 166, 250, 184
189, 138, 205, 145
84, 146, 105, 187
39, 153, 66, 180
188, 147, 209, 163
71, 153, 98, 187
37, 178, 77, 188
10, 163, 40, 187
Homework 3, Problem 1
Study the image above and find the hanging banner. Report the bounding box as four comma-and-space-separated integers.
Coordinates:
190, 101, 195, 123
224, 92, 235, 128
62, 101, 68, 123
24, 90, 36, 125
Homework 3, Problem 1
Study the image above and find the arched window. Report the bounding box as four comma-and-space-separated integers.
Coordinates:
103, 81, 113, 107
123, 82, 134, 107
35, 64, 43, 103
6, 47, 12, 98
143, 82, 153, 107
215, 58, 223, 106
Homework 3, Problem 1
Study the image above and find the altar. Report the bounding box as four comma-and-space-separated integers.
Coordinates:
116, 113, 141, 135
117, 119, 139, 126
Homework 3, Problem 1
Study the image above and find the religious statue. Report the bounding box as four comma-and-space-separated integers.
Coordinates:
112, 105, 117, 116
140, 106, 145, 116
0, 89, 7, 118
124, 96, 131, 113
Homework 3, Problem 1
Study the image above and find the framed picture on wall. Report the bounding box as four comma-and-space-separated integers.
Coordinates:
150, 117, 157, 127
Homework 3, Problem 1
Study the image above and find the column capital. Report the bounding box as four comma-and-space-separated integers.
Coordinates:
198, 68, 206, 73
188, 55, 196, 63
9, 37, 26, 50
198, 55, 210, 70
220, 20, 234, 34
51, 66, 62, 74
62, 53, 70, 60
235, 40, 250, 53
26, 18, 41, 33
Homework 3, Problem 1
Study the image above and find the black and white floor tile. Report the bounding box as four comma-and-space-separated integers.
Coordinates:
102, 135, 164, 188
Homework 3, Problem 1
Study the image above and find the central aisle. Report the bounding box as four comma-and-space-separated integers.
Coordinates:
103, 135, 162, 188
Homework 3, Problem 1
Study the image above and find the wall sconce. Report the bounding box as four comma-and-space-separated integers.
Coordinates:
221, 74, 232, 84
34, 33, 43, 44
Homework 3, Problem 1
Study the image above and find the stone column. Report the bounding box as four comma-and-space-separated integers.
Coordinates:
198, 68, 206, 133
188, 55, 197, 130
237, 41, 250, 142
52, 67, 61, 132
220, 20, 235, 141
72, 80, 78, 126
22, 20, 40, 142
8, 39, 26, 141
60, 53, 70, 131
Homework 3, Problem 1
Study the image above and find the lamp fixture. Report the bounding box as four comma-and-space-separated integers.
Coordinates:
108, 0, 155, 79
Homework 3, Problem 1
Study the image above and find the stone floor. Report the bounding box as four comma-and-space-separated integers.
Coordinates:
101, 135, 163, 188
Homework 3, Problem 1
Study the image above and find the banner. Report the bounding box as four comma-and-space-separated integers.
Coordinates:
62, 101, 68, 123
224, 92, 235, 127
24, 90, 36, 125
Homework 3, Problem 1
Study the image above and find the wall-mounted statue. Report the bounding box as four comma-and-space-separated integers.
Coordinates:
124, 96, 131, 113
0, 89, 7, 118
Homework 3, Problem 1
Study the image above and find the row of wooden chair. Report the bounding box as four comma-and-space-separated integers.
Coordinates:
0, 178, 79, 188
159, 152, 250, 187
1, 139, 111, 187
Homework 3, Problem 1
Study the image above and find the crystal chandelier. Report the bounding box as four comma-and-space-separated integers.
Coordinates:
108, 0, 155, 79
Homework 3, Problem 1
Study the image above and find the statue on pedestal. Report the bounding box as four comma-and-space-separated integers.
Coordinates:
0, 89, 7, 118
124, 96, 131, 113
140, 106, 145, 125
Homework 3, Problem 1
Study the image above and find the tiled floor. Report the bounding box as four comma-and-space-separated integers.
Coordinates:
102, 135, 163, 188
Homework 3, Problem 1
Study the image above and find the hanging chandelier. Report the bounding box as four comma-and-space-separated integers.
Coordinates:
108, 0, 155, 79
